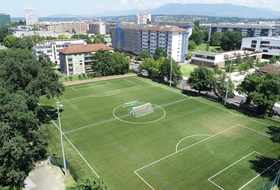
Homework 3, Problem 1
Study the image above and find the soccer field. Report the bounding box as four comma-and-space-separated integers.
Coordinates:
40, 76, 279, 190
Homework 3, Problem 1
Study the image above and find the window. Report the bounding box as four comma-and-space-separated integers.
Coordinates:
260, 41, 270, 45
263, 49, 268, 52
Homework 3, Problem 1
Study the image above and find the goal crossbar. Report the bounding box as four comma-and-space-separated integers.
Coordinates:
130, 103, 154, 117
123, 101, 140, 110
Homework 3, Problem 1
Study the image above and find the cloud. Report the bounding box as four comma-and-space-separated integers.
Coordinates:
120, 0, 128, 5
92, 4, 106, 9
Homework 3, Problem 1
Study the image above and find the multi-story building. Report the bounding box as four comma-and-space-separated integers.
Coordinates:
0, 13, 11, 27
137, 13, 151, 24
12, 30, 71, 38
24, 8, 38, 25
111, 23, 189, 62
32, 39, 86, 65
208, 24, 276, 41
88, 22, 106, 35
156, 21, 193, 38
191, 50, 262, 68
241, 36, 280, 58
46, 22, 88, 34
59, 44, 113, 75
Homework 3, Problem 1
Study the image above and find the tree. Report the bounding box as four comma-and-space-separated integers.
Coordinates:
247, 58, 255, 68
236, 72, 262, 105
0, 26, 9, 43
91, 49, 113, 75
213, 73, 235, 100
250, 72, 280, 114
139, 50, 150, 59
194, 20, 200, 27
269, 56, 277, 64
221, 31, 242, 51
3, 35, 17, 48
153, 47, 167, 60
210, 32, 223, 46
188, 40, 196, 50
140, 58, 159, 77
111, 52, 130, 74
31, 27, 41, 31
188, 64, 215, 94
58, 34, 69, 39
158, 57, 182, 85
189, 26, 203, 45
66, 178, 110, 190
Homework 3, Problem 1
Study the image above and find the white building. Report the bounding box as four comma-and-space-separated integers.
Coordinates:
88, 22, 106, 35
137, 13, 151, 24
24, 8, 38, 26
111, 23, 189, 62
191, 50, 262, 68
12, 30, 71, 38
32, 39, 86, 65
241, 36, 280, 57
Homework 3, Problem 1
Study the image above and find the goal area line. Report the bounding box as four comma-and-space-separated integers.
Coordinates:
134, 124, 271, 190
208, 151, 280, 190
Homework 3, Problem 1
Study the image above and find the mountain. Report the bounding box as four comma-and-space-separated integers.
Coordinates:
92, 3, 280, 18
47, 14, 83, 18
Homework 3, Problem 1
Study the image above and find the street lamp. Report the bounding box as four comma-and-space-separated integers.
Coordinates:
56, 102, 67, 176
169, 50, 173, 87
224, 59, 233, 106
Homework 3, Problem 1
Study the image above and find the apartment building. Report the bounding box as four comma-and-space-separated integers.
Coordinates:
32, 39, 86, 65
59, 44, 113, 75
111, 23, 188, 62
191, 50, 262, 68
241, 36, 280, 57
137, 13, 151, 24
46, 22, 88, 34
156, 21, 193, 38
0, 13, 11, 27
24, 8, 38, 25
208, 24, 276, 41
88, 22, 106, 35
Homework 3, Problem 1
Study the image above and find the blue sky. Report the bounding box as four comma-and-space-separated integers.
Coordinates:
2, 0, 280, 17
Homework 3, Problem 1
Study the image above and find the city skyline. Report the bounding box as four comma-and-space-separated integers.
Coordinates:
2, 0, 280, 17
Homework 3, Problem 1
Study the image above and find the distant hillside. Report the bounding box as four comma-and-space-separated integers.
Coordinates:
92, 3, 280, 18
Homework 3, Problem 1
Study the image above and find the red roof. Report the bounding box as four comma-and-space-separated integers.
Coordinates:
59, 43, 113, 54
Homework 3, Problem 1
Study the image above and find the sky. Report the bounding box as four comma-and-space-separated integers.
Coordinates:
2, 0, 280, 17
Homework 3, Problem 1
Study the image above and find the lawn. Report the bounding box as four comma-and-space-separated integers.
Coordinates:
180, 64, 198, 78
188, 43, 222, 56
40, 76, 279, 190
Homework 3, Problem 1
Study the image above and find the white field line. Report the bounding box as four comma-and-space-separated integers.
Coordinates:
135, 77, 270, 127
60, 85, 141, 103
134, 125, 239, 189
175, 134, 212, 152
239, 158, 280, 190
66, 80, 110, 88
208, 151, 256, 190
71, 87, 76, 91
38, 102, 100, 178
71, 81, 111, 91
239, 125, 269, 137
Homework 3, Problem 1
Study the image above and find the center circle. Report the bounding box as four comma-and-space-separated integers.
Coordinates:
113, 103, 166, 124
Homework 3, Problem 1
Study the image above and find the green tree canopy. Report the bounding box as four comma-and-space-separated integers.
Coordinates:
158, 57, 182, 85
91, 49, 113, 75
153, 47, 167, 60
111, 52, 129, 74
213, 73, 235, 100
140, 58, 159, 77
188, 40, 196, 50
188, 64, 215, 93
139, 50, 150, 59
0, 26, 9, 43
66, 178, 110, 190
221, 31, 242, 51
210, 32, 223, 46
58, 34, 69, 39
189, 26, 203, 45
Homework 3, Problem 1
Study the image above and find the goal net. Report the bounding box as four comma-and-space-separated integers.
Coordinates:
123, 101, 140, 111
130, 103, 154, 117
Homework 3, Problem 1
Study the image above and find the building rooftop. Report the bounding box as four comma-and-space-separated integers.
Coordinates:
139, 25, 186, 32
59, 43, 113, 54
192, 51, 220, 55
257, 64, 280, 75
243, 36, 280, 41
211, 24, 275, 29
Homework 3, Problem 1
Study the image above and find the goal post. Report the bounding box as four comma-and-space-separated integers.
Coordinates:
130, 103, 154, 117
123, 101, 140, 111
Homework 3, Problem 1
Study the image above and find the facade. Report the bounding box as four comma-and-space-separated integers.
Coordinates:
88, 22, 106, 35
111, 23, 188, 62
46, 22, 88, 34
24, 8, 38, 25
241, 36, 280, 57
191, 50, 262, 68
12, 30, 71, 38
59, 44, 113, 75
208, 24, 276, 41
156, 21, 193, 38
0, 13, 11, 27
137, 13, 151, 24
32, 39, 86, 65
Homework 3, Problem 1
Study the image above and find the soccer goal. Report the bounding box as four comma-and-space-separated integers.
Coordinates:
130, 103, 154, 117
123, 101, 140, 111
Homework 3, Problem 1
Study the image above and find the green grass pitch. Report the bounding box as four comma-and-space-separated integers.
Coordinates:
40, 76, 279, 190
